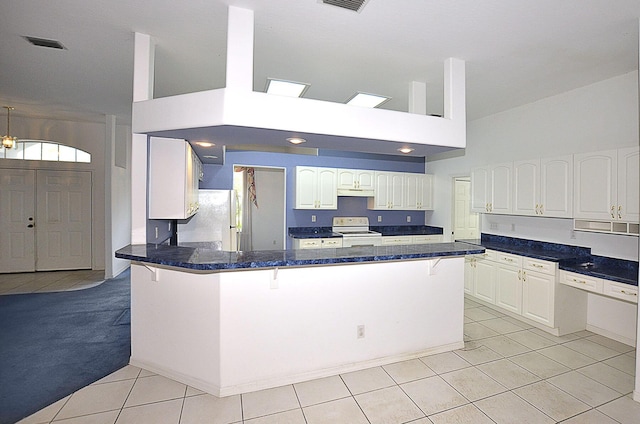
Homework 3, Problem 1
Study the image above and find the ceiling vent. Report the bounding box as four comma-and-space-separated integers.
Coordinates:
322, 0, 370, 12
23, 36, 66, 50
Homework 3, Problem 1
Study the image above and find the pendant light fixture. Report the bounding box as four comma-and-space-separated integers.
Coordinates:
2, 106, 17, 149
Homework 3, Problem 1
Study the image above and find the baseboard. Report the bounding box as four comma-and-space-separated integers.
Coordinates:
130, 341, 464, 397
585, 324, 636, 347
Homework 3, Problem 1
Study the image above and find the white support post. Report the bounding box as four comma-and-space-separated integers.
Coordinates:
443, 58, 465, 122
226, 6, 254, 92
408, 81, 427, 115
633, 17, 640, 405
131, 32, 155, 244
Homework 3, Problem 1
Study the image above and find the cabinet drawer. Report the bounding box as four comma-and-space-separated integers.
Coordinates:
602, 281, 638, 303
412, 235, 443, 244
495, 252, 523, 268
560, 271, 603, 293
477, 249, 497, 261
321, 238, 343, 248
523, 258, 556, 276
381, 236, 412, 245
296, 239, 322, 249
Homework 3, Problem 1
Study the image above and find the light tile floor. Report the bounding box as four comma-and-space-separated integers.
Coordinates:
17, 297, 640, 423
0, 270, 105, 295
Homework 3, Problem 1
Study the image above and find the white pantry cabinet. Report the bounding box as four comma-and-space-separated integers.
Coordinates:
149, 137, 201, 219
405, 173, 434, 210
294, 166, 338, 210
573, 147, 639, 223
470, 163, 512, 214
367, 171, 405, 210
513, 155, 573, 218
337, 169, 375, 191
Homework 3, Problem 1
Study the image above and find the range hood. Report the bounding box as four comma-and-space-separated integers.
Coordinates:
337, 188, 374, 197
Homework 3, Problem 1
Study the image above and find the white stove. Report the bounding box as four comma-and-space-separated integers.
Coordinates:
332, 217, 382, 247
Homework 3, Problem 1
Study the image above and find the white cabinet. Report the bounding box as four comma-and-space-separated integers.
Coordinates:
513, 155, 573, 218
337, 169, 375, 191
381, 235, 412, 245
411, 235, 443, 244
521, 258, 556, 326
405, 174, 434, 210
294, 237, 343, 249
149, 137, 201, 219
368, 172, 405, 210
560, 270, 638, 304
294, 167, 337, 210
495, 253, 523, 314
471, 250, 498, 304
573, 147, 639, 222
471, 163, 511, 214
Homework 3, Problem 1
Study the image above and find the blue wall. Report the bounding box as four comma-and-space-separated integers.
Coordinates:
200, 149, 429, 234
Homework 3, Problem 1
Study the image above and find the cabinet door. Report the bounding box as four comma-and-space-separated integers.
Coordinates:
617, 147, 639, 223
464, 257, 475, 295
389, 173, 405, 209
295, 167, 319, 209
522, 270, 555, 326
495, 263, 522, 314
473, 257, 496, 304
512, 159, 539, 216
470, 166, 489, 213
490, 163, 512, 214
573, 150, 617, 220
356, 170, 375, 191
149, 137, 192, 219
540, 155, 573, 218
421, 174, 434, 210
404, 173, 420, 210
369, 172, 390, 209
317, 168, 338, 209
337, 169, 357, 189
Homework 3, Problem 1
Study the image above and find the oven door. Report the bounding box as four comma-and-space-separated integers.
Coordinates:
341, 235, 382, 248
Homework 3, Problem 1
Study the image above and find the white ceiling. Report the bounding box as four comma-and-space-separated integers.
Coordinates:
1, 0, 639, 134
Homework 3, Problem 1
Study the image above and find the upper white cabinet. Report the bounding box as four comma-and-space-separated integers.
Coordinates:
405, 174, 434, 210
337, 169, 375, 192
574, 147, 639, 222
294, 166, 338, 210
513, 155, 573, 218
471, 163, 511, 214
368, 172, 405, 210
149, 137, 201, 219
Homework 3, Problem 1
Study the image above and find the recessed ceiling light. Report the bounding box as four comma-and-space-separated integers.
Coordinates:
287, 137, 306, 145
398, 147, 414, 154
203, 155, 218, 159
346, 92, 391, 108
23, 36, 66, 50
266, 79, 310, 97
196, 141, 215, 147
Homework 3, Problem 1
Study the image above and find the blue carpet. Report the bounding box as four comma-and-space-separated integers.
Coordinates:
0, 269, 131, 424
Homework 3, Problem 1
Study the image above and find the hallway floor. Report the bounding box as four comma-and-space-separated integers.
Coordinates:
16, 296, 640, 423
0, 270, 105, 295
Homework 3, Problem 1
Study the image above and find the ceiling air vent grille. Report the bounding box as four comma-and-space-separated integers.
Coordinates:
322, 0, 369, 12
23, 36, 66, 50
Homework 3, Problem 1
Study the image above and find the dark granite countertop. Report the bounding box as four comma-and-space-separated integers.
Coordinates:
288, 225, 443, 239
458, 234, 638, 286
371, 225, 444, 237
115, 242, 484, 272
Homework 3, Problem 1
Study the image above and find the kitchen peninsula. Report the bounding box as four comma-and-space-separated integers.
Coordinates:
116, 242, 483, 397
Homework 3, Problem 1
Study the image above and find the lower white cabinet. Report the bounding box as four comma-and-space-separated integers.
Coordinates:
470, 250, 498, 304
412, 235, 443, 244
381, 235, 412, 245
495, 261, 522, 314
294, 238, 343, 249
560, 270, 638, 304
522, 265, 555, 326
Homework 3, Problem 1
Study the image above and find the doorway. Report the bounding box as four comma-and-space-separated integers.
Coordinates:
0, 169, 92, 273
452, 176, 480, 240
233, 166, 286, 251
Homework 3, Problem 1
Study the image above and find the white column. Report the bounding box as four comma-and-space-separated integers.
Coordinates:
131, 33, 155, 244
226, 6, 254, 92
443, 58, 466, 122
408, 81, 427, 115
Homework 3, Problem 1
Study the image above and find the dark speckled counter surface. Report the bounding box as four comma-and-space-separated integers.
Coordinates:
115, 241, 484, 272
288, 225, 444, 239
459, 234, 638, 286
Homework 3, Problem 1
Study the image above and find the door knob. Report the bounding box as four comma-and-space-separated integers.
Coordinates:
27, 224, 34, 228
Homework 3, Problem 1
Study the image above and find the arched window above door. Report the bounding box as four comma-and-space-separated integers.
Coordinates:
1, 140, 91, 163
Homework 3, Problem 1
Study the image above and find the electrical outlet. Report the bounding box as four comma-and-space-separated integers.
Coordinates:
311, 215, 316, 223
357, 325, 365, 339
155, 226, 159, 239
490, 223, 498, 230
377, 216, 382, 222
407, 215, 411, 223
168, 222, 171, 231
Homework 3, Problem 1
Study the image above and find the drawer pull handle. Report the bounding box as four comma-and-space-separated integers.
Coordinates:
620, 290, 637, 296
532, 264, 544, 268
504, 257, 514, 262
572, 278, 587, 284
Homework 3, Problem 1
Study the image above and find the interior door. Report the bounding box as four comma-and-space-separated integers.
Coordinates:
35, 170, 92, 270
453, 178, 479, 240
0, 169, 36, 272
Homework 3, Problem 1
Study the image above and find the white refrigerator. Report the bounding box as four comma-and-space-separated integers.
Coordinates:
177, 189, 238, 251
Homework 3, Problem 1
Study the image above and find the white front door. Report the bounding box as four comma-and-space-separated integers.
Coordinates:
36, 170, 92, 271
0, 168, 92, 273
0, 169, 36, 272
